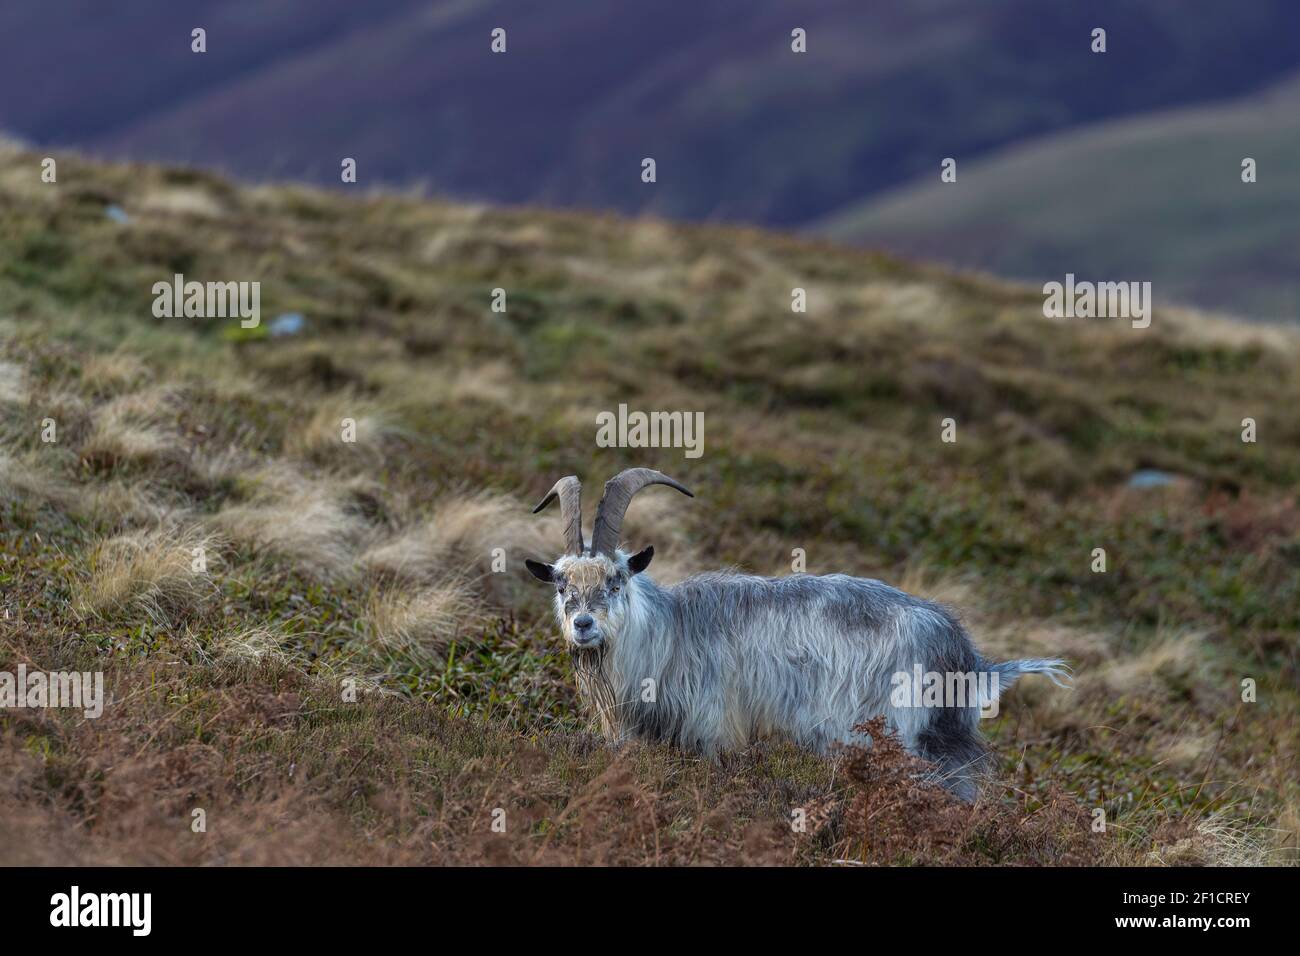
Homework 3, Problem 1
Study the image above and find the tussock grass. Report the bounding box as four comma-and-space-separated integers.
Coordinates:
78, 382, 188, 470
212, 465, 375, 581
82, 481, 192, 529
1166, 814, 1286, 867
361, 491, 552, 584
79, 350, 151, 395
206, 625, 299, 667
74, 524, 219, 625
80, 403, 183, 471
366, 579, 487, 668
0, 449, 74, 511
282, 395, 399, 462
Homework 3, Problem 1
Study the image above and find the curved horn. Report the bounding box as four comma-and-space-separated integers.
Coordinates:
532, 476, 585, 555
590, 468, 693, 558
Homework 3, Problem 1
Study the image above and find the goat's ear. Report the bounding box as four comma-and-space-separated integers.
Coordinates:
627, 546, 655, 575
525, 559, 555, 583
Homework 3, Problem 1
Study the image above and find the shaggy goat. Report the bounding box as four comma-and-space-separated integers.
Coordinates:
526, 468, 1068, 799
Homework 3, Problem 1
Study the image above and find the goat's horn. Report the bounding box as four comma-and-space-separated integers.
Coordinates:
532, 476, 585, 555
591, 468, 693, 558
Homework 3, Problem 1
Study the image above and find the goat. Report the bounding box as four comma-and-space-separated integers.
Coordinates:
526, 468, 1068, 799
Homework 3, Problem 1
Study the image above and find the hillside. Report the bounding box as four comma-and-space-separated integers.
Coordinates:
818, 72, 1300, 321
1, 145, 1297, 864
6, 0, 1300, 229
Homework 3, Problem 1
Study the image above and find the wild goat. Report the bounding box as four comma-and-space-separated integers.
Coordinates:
526, 468, 1068, 799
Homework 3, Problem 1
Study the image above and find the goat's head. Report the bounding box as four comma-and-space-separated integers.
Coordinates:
526, 468, 693, 649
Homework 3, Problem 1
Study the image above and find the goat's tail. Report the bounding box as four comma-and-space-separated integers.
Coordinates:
981, 657, 1072, 704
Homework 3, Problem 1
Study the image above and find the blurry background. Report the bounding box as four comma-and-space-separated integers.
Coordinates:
3, 0, 1300, 319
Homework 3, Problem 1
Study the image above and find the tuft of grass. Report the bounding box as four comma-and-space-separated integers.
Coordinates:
73, 524, 218, 625
361, 491, 552, 585
80, 402, 183, 472
78, 350, 151, 396
282, 395, 400, 463
212, 466, 375, 581
366, 579, 487, 669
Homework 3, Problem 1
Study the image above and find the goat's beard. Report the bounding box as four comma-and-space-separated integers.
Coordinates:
571, 643, 619, 741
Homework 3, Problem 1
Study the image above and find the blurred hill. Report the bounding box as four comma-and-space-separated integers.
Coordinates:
7, 0, 1300, 321
819, 72, 1300, 320
1, 146, 1297, 863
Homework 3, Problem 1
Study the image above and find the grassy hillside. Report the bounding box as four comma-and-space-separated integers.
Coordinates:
1, 144, 1297, 864
819, 73, 1300, 321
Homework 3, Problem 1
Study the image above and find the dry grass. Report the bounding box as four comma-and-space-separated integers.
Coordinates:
137, 184, 227, 220
74, 524, 219, 625
206, 625, 298, 666
0, 449, 74, 511
1173, 814, 1284, 866
78, 387, 186, 471
1098, 631, 1207, 696
366, 579, 487, 668
282, 395, 398, 462
0, 359, 26, 405
212, 465, 375, 581
79, 351, 151, 395
83, 481, 192, 529
361, 491, 552, 584
1275, 799, 1300, 863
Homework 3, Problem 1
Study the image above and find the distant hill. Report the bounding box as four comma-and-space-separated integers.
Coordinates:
817, 73, 1300, 321
4, 0, 1300, 233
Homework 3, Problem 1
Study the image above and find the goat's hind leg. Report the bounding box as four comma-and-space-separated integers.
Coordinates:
913, 704, 989, 802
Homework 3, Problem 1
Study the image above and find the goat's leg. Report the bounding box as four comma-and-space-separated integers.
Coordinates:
913, 705, 989, 802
